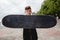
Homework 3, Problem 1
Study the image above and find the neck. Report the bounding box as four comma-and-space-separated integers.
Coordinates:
26, 13, 31, 15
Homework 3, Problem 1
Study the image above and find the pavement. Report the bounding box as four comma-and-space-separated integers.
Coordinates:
0, 19, 60, 40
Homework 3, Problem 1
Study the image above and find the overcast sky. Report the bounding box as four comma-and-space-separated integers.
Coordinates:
0, 0, 44, 21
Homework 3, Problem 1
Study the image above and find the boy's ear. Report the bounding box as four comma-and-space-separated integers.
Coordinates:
25, 10, 26, 13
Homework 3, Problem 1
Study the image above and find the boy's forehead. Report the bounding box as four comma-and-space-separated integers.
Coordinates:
26, 9, 31, 11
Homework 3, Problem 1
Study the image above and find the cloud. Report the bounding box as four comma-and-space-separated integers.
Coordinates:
0, 0, 44, 20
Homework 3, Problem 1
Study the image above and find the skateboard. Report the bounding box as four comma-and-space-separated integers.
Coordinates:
2, 15, 57, 29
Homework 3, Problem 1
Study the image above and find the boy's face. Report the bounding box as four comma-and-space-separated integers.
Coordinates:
25, 9, 32, 15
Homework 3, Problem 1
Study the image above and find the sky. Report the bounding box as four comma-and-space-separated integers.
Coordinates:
0, 0, 44, 22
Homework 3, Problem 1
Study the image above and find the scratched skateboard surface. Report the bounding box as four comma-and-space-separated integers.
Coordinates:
2, 15, 57, 29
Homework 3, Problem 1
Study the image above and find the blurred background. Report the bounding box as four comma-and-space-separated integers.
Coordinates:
0, 0, 60, 40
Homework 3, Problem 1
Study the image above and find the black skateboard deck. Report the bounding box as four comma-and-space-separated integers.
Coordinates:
2, 15, 57, 29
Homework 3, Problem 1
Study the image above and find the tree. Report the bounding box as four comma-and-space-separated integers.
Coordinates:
37, 0, 60, 18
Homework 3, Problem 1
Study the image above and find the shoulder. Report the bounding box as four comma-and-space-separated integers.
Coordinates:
32, 12, 35, 15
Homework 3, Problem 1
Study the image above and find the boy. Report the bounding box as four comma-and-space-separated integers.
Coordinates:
23, 6, 38, 40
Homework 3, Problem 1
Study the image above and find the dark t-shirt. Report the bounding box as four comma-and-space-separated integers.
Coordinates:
23, 29, 38, 40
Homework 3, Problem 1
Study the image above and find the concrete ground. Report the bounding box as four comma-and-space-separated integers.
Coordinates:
0, 19, 60, 40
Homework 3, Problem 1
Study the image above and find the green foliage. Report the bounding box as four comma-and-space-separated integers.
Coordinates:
37, 0, 60, 17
